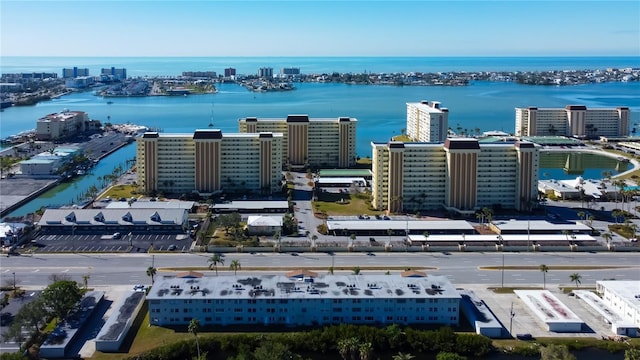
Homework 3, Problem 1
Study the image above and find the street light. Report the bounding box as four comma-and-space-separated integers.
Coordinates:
497, 235, 505, 288
509, 302, 515, 337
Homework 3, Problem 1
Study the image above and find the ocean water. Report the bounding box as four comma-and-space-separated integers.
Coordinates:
1, 57, 639, 157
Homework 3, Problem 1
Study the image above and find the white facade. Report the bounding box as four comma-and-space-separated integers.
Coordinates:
406, 100, 449, 142
597, 281, 640, 330
147, 274, 461, 327
515, 106, 630, 138
514, 290, 585, 332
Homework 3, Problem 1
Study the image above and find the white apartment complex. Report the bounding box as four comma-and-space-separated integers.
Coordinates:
515, 105, 630, 138
596, 280, 640, 330
371, 138, 539, 214
147, 273, 461, 327
238, 115, 357, 169
136, 130, 282, 195
36, 111, 88, 140
406, 100, 449, 142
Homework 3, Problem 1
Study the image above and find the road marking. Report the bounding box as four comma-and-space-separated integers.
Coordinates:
32, 269, 40, 272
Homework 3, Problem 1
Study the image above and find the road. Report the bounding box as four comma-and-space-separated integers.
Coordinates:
2, 252, 638, 288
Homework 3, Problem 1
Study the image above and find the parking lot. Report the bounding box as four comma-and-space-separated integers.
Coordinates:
31, 233, 191, 253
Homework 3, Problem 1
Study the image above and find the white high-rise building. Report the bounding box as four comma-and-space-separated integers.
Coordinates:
515, 105, 630, 138
406, 100, 449, 142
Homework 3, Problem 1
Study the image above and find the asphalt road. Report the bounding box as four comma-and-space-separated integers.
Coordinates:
2, 252, 638, 289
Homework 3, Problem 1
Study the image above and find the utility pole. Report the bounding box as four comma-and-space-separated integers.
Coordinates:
12, 272, 16, 292
509, 302, 515, 337
497, 235, 504, 288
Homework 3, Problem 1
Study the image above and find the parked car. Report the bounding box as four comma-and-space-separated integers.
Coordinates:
112, 232, 122, 239
168, 244, 177, 251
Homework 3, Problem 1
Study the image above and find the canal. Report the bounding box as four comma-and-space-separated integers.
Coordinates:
3, 142, 136, 219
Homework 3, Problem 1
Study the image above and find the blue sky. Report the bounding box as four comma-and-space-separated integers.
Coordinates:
1, 0, 639, 56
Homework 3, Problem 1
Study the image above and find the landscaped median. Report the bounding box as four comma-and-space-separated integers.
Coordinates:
159, 265, 439, 273
479, 265, 638, 271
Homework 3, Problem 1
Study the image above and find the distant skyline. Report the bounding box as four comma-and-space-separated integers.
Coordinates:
1, 1, 639, 57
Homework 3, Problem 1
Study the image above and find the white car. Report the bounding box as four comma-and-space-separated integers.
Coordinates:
133, 284, 146, 292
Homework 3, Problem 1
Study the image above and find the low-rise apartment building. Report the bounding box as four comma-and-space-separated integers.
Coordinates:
136, 130, 282, 195
371, 138, 539, 214
36, 111, 88, 140
147, 273, 461, 327
515, 105, 630, 138
238, 115, 357, 169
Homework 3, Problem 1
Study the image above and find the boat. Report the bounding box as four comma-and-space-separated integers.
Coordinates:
106, 101, 114, 105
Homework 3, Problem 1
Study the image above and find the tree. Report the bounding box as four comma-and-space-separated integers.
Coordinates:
540, 344, 576, 360
602, 232, 613, 246
352, 266, 361, 275
539, 264, 549, 289
82, 273, 90, 290
208, 254, 224, 275
569, 273, 581, 288
41, 280, 83, 322
188, 318, 201, 360
359, 342, 373, 360
393, 353, 415, 360
229, 259, 241, 275
625, 348, 640, 360
146, 266, 157, 284
436, 353, 467, 360
253, 340, 300, 360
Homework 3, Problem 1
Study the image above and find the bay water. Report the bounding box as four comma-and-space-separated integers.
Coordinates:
1, 57, 639, 217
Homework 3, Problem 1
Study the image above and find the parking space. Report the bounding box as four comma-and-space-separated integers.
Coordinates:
0, 290, 42, 353
31, 233, 192, 253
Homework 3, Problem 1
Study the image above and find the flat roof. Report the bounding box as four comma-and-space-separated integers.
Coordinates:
491, 219, 591, 232
407, 234, 596, 242
597, 280, 640, 307
147, 274, 461, 301
211, 201, 289, 210
319, 169, 372, 177
316, 177, 366, 184
326, 219, 474, 232
106, 200, 195, 210
515, 290, 584, 324
459, 289, 503, 331
573, 290, 636, 328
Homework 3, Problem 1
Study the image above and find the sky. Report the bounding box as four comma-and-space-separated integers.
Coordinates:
1, 0, 639, 57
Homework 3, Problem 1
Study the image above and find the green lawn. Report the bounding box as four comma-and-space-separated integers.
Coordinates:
98, 184, 139, 200
313, 192, 383, 216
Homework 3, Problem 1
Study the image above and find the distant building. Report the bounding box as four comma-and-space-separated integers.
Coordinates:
62, 67, 89, 78
0, 72, 58, 83
100, 67, 127, 80
36, 110, 89, 140
224, 68, 236, 77
596, 280, 640, 332
238, 115, 357, 169
258, 67, 273, 78
64, 76, 95, 89
281, 67, 300, 76
371, 138, 539, 214
515, 105, 630, 138
406, 100, 449, 142
182, 71, 216, 78
136, 130, 283, 195
147, 273, 461, 327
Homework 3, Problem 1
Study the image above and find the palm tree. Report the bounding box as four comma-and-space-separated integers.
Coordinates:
570, 273, 582, 288
188, 318, 201, 359
539, 264, 549, 289
602, 232, 613, 246
146, 266, 157, 284
229, 259, 241, 275
577, 211, 585, 222
208, 254, 224, 275
82, 273, 90, 290
392, 353, 415, 360
352, 266, 361, 275
359, 342, 373, 360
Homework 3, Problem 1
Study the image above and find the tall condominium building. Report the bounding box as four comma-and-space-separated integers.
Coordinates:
238, 115, 357, 169
258, 67, 273, 78
406, 100, 449, 142
100, 67, 127, 80
36, 111, 88, 140
147, 273, 460, 327
62, 67, 89, 78
515, 105, 630, 138
371, 138, 539, 214
224, 68, 236, 77
136, 130, 283, 195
